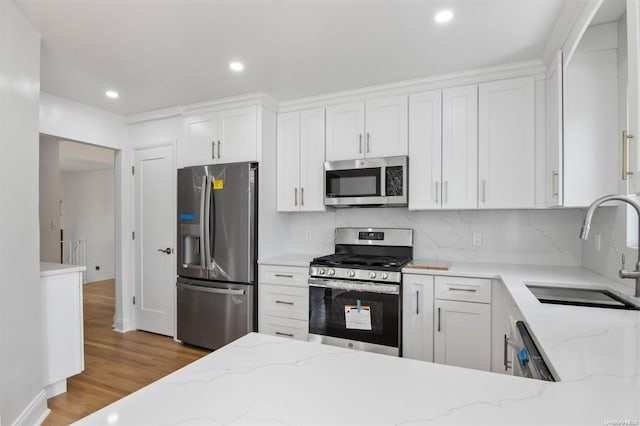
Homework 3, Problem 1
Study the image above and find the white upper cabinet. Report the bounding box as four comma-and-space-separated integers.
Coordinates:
409, 90, 442, 210
326, 95, 408, 161
478, 77, 535, 209
627, 0, 640, 194
277, 108, 326, 212
181, 105, 257, 167
442, 85, 478, 209
409, 86, 477, 210
546, 51, 563, 206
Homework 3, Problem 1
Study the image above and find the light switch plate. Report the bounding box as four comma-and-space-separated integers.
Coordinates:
472, 232, 482, 247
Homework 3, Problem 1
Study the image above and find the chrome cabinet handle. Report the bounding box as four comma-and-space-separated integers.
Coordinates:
551, 171, 559, 197
481, 179, 487, 203
275, 300, 294, 305
359, 133, 363, 154
623, 131, 634, 180
448, 287, 477, 293
301, 187, 304, 206
444, 181, 448, 204
503, 334, 512, 371
275, 331, 294, 338
416, 290, 420, 314
437, 307, 442, 332
275, 273, 294, 278
435, 181, 439, 204
294, 188, 298, 206
211, 141, 215, 159
217, 140, 221, 159
157, 247, 173, 254
366, 132, 371, 153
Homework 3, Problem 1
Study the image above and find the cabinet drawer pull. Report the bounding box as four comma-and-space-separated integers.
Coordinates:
447, 287, 477, 293
503, 334, 512, 371
274, 274, 294, 278
416, 290, 419, 315
294, 188, 298, 206
437, 307, 441, 332
359, 133, 363, 154
275, 300, 294, 305
217, 140, 221, 158
275, 331, 294, 338
366, 132, 371, 153
211, 141, 216, 159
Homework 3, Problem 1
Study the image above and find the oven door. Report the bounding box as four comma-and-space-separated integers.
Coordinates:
308, 278, 400, 354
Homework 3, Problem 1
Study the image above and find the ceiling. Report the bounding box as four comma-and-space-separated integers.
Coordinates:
15, 0, 570, 116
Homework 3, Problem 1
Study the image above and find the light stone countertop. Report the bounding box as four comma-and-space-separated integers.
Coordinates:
40, 262, 86, 277
258, 253, 317, 268
74, 262, 640, 425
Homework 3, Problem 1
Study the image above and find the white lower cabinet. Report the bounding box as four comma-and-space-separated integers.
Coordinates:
258, 264, 309, 341
434, 299, 491, 371
402, 274, 434, 361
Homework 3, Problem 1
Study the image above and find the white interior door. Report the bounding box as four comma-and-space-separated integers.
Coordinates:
134, 145, 175, 336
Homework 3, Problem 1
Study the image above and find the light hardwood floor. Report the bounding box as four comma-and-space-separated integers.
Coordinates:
43, 279, 210, 425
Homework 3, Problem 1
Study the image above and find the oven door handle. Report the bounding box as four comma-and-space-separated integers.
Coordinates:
308, 278, 399, 295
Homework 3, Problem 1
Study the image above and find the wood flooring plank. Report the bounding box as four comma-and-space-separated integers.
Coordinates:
42, 279, 210, 426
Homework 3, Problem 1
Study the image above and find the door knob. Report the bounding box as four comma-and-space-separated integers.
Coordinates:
158, 247, 173, 254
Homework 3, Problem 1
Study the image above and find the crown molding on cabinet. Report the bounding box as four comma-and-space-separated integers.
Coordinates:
125, 92, 279, 124
541, 0, 594, 66
277, 60, 546, 113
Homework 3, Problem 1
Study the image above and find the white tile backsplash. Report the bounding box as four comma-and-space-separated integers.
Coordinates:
287, 208, 584, 266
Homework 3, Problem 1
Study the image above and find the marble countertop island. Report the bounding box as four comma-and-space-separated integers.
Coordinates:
74, 262, 640, 426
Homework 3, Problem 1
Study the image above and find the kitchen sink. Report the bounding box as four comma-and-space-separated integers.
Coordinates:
525, 284, 640, 311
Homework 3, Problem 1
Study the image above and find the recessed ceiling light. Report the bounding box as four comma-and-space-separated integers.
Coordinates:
229, 61, 244, 72
435, 9, 453, 24
105, 90, 119, 99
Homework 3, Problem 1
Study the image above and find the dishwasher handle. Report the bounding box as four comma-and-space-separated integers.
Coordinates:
177, 282, 246, 296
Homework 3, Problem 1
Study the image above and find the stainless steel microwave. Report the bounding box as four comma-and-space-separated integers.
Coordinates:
324, 156, 408, 207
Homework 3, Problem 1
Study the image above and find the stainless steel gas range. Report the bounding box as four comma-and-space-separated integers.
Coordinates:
308, 227, 413, 356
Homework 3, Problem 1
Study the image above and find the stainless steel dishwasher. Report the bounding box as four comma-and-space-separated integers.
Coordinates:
177, 278, 254, 350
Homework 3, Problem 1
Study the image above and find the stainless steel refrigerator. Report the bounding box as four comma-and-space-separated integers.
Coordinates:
176, 162, 257, 350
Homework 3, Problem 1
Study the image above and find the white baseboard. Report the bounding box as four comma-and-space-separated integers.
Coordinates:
11, 390, 49, 426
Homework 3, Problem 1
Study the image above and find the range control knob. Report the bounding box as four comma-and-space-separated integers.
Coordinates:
369, 272, 377, 279
318, 268, 326, 275
328, 269, 335, 276
348, 270, 356, 278
381, 272, 388, 280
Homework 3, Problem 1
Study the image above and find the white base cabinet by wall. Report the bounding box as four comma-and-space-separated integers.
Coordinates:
325, 95, 408, 161
276, 108, 326, 212
181, 105, 258, 167
433, 276, 492, 371
402, 274, 434, 361
41, 263, 85, 398
478, 77, 535, 209
258, 264, 309, 341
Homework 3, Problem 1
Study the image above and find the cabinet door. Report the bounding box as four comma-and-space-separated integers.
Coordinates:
365, 95, 408, 158
627, 0, 640, 194
217, 105, 258, 163
402, 275, 434, 362
434, 299, 491, 371
478, 77, 535, 209
546, 50, 563, 206
299, 108, 326, 211
276, 111, 301, 212
183, 112, 218, 167
442, 85, 478, 209
409, 90, 442, 210
325, 102, 365, 161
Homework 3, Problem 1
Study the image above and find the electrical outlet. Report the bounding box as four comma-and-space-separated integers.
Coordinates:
595, 234, 601, 252
472, 232, 482, 247
305, 230, 312, 241
95, 266, 100, 271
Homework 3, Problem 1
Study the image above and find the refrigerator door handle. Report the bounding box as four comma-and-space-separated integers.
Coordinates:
203, 175, 212, 270
177, 282, 246, 296
199, 175, 207, 269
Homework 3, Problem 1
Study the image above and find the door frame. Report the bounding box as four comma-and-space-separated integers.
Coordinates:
130, 141, 177, 335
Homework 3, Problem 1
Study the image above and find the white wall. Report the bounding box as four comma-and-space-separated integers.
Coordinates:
286, 208, 584, 266
61, 169, 115, 282
39, 135, 61, 263
0, 1, 47, 424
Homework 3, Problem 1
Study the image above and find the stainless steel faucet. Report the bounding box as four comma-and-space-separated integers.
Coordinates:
580, 194, 640, 297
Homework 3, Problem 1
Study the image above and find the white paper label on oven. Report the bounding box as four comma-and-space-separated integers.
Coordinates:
345, 304, 372, 330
